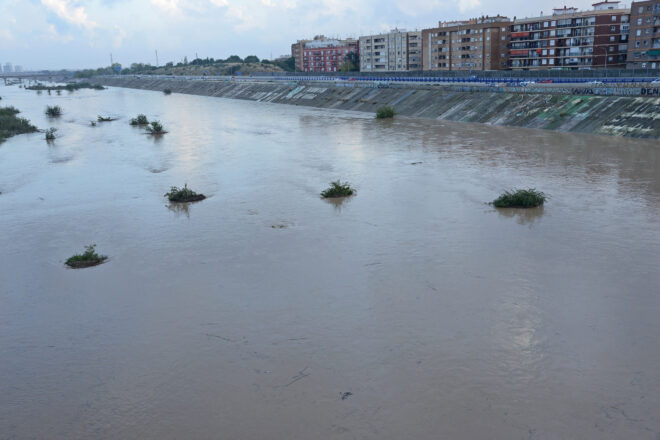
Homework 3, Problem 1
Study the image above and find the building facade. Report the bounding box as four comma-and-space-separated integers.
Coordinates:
422, 16, 511, 71
627, 0, 660, 69
291, 39, 311, 72
509, 1, 630, 69
302, 39, 358, 73
359, 29, 422, 72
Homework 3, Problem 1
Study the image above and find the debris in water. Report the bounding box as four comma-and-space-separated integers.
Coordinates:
341, 392, 353, 400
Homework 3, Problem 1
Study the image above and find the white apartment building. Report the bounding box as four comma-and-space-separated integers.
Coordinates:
359, 29, 422, 72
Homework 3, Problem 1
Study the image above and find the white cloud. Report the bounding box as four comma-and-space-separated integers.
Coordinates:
40, 0, 97, 30
113, 25, 127, 48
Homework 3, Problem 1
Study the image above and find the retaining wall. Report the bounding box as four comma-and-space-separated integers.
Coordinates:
95, 77, 660, 139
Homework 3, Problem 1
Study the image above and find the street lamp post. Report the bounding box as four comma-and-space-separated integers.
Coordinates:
597, 46, 609, 80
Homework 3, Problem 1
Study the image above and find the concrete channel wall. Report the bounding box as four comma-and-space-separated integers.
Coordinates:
95, 77, 660, 139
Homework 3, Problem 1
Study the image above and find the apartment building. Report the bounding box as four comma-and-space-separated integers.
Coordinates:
359, 29, 422, 72
302, 38, 358, 73
509, 1, 630, 69
422, 16, 511, 71
291, 39, 311, 71
627, 0, 660, 69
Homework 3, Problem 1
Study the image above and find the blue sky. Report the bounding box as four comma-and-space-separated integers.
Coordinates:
1, 0, 611, 70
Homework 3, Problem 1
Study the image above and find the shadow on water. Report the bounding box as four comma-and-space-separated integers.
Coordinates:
495, 206, 546, 227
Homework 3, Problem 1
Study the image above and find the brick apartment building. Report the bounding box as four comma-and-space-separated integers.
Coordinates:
359, 29, 422, 72
302, 38, 358, 73
291, 40, 310, 71
627, 0, 660, 68
509, 1, 630, 69
422, 16, 511, 71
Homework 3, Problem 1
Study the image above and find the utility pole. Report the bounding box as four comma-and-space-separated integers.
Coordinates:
110, 53, 113, 66
155, 50, 159, 67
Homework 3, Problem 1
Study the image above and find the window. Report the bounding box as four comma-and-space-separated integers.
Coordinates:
610, 36, 616, 41
637, 18, 642, 25
612, 16, 617, 22
638, 6, 643, 13
609, 46, 614, 52
611, 26, 616, 32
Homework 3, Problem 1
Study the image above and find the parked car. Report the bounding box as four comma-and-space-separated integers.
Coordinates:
588, 80, 605, 85
651, 79, 660, 84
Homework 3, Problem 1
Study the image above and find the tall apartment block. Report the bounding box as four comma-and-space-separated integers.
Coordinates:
291, 39, 310, 72
422, 16, 511, 71
359, 29, 422, 72
509, 1, 630, 69
627, 0, 660, 69
302, 38, 358, 73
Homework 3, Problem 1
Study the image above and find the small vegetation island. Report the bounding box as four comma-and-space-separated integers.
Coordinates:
97, 115, 117, 122
65, 244, 108, 269
146, 120, 167, 135
26, 82, 105, 92
491, 189, 547, 208
0, 106, 38, 143
45, 128, 57, 141
165, 184, 206, 203
129, 114, 149, 126
163, 89, 172, 95
45, 105, 62, 117
376, 105, 395, 119
321, 180, 356, 198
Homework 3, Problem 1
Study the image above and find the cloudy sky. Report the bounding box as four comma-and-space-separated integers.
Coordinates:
1, 0, 607, 70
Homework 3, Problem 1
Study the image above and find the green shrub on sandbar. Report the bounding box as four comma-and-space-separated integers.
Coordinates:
129, 114, 149, 126
45, 128, 57, 140
376, 105, 395, 119
146, 120, 166, 134
163, 89, 172, 95
492, 189, 547, 208
65, 244, 107, 268
321, 180, 355, 198
45, 105, 62, 117
165, 184, 206, 202
0, 106, 38, 143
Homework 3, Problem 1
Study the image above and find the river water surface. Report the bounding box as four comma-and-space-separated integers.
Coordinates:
1, 84, 659, 440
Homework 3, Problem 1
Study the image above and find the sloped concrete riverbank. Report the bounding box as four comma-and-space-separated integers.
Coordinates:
95, 76, 660, 138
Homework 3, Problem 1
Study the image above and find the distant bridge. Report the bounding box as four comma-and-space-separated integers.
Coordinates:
1, 72, 72, 84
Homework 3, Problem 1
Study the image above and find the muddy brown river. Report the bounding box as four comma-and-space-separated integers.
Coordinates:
1, 84, 659, 440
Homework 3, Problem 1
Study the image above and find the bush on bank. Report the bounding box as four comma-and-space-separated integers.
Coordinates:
376, 105, 395, 119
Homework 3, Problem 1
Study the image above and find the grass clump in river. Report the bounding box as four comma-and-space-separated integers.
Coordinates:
492, 189, 547, 208
45, 105, 62, 117
165, 184, 206, 203
129, 114, 149, 126
0, 106, 38, 143
97, 115, 116, 122
65, 244, 107, 268
45, 128, 57, 141
376, 105, 395, 119
146, 121, 166, 135
163, 88, 172, 95
321, 180, 355, 198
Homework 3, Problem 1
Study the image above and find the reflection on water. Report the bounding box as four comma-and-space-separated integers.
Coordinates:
1, 84, 659, 440
495, 206, 545, 226
322, 195, 353, 212
166, 202, 191, 218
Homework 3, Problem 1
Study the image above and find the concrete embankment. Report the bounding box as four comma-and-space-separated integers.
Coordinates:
96, 77, 660, 138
